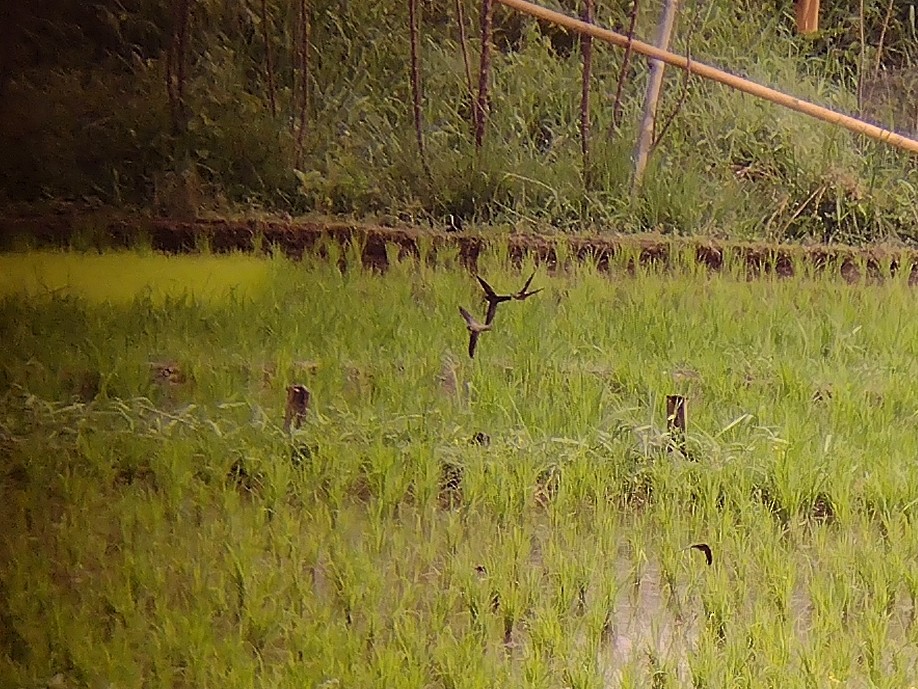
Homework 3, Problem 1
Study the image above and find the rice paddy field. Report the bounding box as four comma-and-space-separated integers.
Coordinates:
3, 241, 918, 688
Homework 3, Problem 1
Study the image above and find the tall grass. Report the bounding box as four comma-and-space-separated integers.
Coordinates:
2, 243, 918, 686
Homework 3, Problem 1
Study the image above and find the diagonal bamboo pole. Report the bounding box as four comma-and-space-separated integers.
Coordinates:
494, 0, 918, 155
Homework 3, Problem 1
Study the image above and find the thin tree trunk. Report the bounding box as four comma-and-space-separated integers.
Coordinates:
409, 0, 431, 177
292, 0, 301, 139
455, 0, 475, 114
260, 0, 277, 117
175, 0, 190, 117
166, 0, 191, 134
580, 0, 593, 185
631, 0, 679, 193
165, 32, 176, 129
857, 0, 865, 112
610, 0, 640, 134
475, 0, 493, 151
294, 0, 311, 167
873, 0, 894, 77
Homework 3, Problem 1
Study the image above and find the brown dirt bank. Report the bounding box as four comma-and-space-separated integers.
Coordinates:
2, 214, 917, 284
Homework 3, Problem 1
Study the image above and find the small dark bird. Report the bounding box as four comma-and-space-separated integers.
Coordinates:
476, 275, 512, 325
686, 543, 713, 566
459, 306, 491, 359
512, 272, 542, 301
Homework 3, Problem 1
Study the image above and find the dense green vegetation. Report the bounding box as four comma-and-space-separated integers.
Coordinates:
2, 1, 917, 241
3, 244, 918, 685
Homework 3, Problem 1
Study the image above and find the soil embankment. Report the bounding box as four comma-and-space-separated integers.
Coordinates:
2, 214, 916, 284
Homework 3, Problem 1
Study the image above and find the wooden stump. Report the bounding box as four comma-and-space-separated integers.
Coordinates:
284, 384, 311, 432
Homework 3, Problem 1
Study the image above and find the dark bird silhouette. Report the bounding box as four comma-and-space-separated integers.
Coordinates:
686, 543, 713, 566
459, 306, 491, 359
475, 275, 512, 325
512, 272, 542, 301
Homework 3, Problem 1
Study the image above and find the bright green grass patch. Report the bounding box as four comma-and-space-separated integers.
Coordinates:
3, 244, 918, 688
0, 250, 274, 303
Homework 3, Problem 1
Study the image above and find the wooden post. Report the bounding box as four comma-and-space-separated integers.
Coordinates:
631, 0, 680, 192
795, 0, 819, 35
666, 394, 686, 453
284, 384, 311, 432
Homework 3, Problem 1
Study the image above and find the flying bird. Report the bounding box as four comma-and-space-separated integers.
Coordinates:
458, 306, 491, 359
512, 272, 543, 301
475, 275, 512, 325
686, 543, 713, 566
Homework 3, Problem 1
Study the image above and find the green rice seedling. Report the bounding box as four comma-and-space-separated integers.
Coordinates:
526, 602, 568, 663
5, 244, 918, 686
561, 647, 603, 689
520, 649, 554, 689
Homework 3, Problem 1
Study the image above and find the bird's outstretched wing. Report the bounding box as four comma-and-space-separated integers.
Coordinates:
477, 275, 512, 324
688, 543, 713, 566
485, 301, 499, 325
468, 331, 480, 358
459, 305, 486, 358
519, 272, 535, 294
514, 272, 542, 300
476, 275, 498, 298
459, 305, 476, 327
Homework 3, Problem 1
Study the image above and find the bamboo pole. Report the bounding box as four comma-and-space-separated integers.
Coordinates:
795, 0, 819, 35
632, 0, 679, 192
494, 0, 918, 155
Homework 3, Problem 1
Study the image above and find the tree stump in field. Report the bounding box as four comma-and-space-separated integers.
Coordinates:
439, 461, 464, 508
284, 384, 311, 432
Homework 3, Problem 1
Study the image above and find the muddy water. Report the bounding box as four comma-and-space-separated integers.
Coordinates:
311, 502, 918, 684
602, 557, 700, 685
